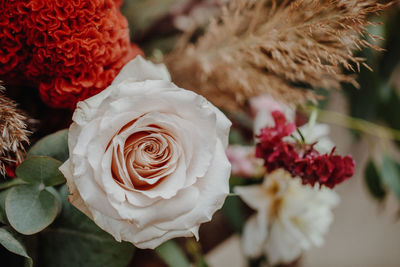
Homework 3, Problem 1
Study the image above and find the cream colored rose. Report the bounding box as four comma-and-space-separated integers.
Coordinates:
59, 56, 231, 249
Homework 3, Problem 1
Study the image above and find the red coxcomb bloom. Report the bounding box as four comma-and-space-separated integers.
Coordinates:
256, 110, 355, 188
256, 111, 298, 173
258, 110, 297, 143
295, 148, 355, 188
0, 0, 143, 109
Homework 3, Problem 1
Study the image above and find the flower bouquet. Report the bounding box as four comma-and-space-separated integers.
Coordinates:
0, 0, 399, 266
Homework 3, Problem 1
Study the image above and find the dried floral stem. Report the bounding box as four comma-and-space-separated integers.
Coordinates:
0, 83, 30, 176
166, 0, 392, 111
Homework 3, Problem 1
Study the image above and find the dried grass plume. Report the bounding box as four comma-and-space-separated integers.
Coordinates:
166, 0, 393, 111
0, 83, 30, 176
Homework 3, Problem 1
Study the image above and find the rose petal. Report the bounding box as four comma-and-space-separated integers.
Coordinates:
112, 55, 171, 85
154, 139, 230, 230
115, 186, 199, 228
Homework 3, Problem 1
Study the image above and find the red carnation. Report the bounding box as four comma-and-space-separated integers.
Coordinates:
256, 110, 355, 188
0, 0, 143, 109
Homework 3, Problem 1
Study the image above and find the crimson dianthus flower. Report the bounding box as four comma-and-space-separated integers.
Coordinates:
258, 110, 296, 144
256, 110, 355, 188
0, 0, 143, 109
256, 110, 299, 173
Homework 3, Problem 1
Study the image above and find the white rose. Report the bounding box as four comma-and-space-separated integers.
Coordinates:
59, 56, 232, 249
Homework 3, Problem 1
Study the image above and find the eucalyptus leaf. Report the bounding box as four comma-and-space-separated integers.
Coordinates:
0, 189, 10, 224
155, 240, 190, 267
5, 184, 58, 235
28, 129, 69, 162
381, 156, 400, 201
38, 185, 134, 267
0, 226, 32, 266
364, 161, 386, 201
45, 187, 62, 217
16, 156, 65, 187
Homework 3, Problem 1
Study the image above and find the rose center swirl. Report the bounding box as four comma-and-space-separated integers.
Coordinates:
111, 127, 179, 190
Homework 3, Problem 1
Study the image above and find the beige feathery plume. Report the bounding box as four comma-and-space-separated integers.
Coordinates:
165, 0, 393, 111
0, 83, 30, 176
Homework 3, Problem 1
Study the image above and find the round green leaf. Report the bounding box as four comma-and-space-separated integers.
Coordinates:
0, 189, 11, 224
16, 156, 65, 187
5, 184, 58, 235
0, 226, 32, 266
28, 129, 69, 162
45, 187, 62, 216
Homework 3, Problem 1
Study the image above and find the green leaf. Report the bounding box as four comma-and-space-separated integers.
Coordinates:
45, 187, 62, 216
28, 129, 69, 162
5, 184, 58, 235
0, 189, 10, 224
38, 185, 134, 267
364, 161, 386, 201
229, 129, 247, 145
16, 156, 65, 187
156, 240, 190, 267
221, 196, 245, 233
0, 226, 32, 266
195, 257, 209, 267
381, 156, 400, 201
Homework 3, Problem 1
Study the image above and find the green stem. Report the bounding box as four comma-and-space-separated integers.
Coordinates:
304, 106, 400, 141
0, 178, 26, 190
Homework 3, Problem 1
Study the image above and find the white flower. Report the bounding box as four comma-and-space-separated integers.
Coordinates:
250, 95, 333, 153
290, 111, 334, 153
234, 169, 339, 265
59, 56, 232, 249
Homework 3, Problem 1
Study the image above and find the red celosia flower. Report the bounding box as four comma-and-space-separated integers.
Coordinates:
295, 148, 355, 188
256, 110, 355, 188
258, 111, 297, 144
0, 0, 143, 109
256, 110, 298, 172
